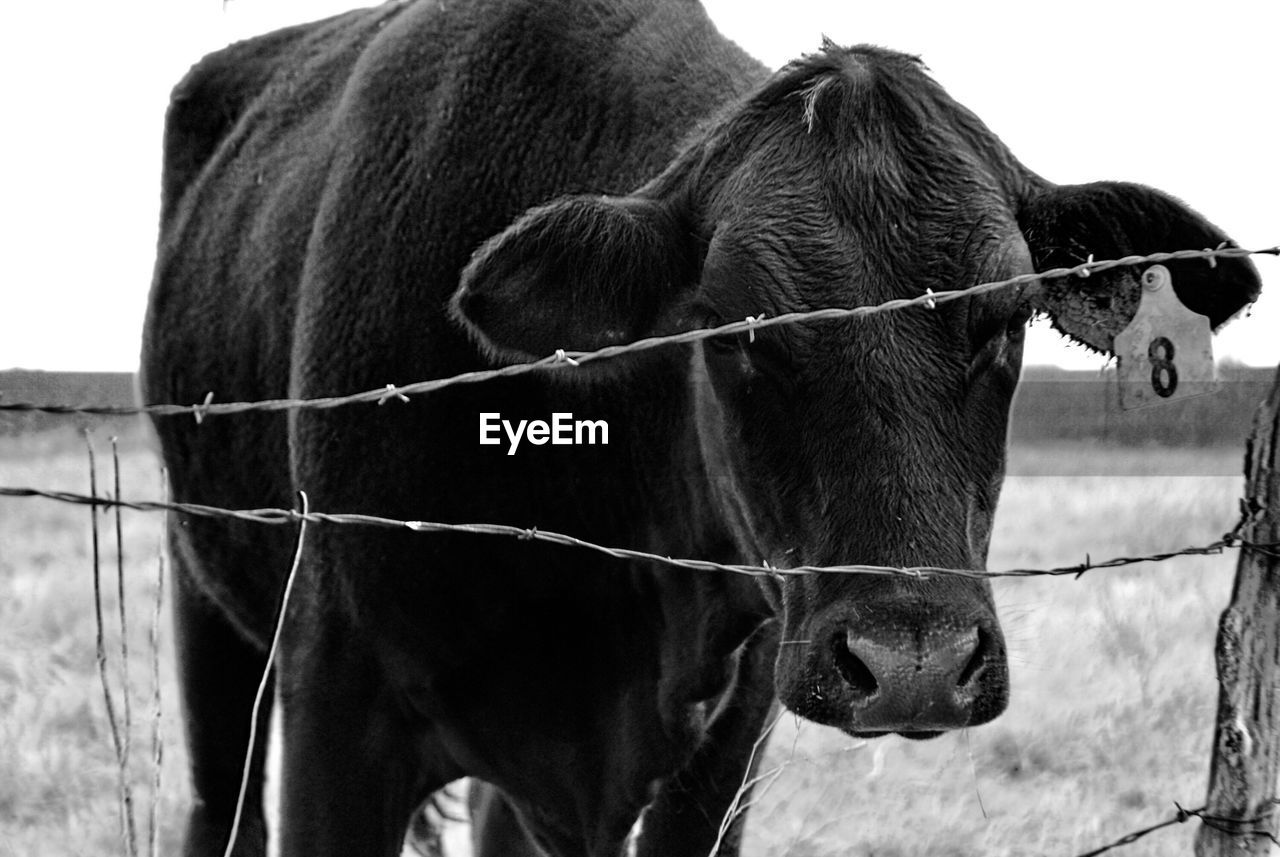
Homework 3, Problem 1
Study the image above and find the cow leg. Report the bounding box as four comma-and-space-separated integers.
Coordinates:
173, 557, 273, 857
275, 605, 441, 857
635, 624, 780, 857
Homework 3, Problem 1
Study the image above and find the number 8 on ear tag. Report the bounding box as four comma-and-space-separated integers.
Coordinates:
1114, 264, 1217, 410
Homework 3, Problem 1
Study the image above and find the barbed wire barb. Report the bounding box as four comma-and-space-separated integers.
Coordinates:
1071, 798, 1280, 857
1071, 803, 1203, 857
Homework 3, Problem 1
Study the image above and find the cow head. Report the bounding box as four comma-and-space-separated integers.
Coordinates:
450, 46, 1259, 737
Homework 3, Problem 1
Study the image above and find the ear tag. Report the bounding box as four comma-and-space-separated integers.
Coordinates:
1114, 264, 1217, 410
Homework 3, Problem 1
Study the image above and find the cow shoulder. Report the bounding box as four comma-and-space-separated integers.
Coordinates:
160, 6, 406, 225
161, 24, 305, 223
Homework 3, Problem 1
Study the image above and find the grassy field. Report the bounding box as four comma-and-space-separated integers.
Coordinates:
0, 427, 1251, 856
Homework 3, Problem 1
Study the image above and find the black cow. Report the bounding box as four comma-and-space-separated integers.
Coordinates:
140, 1, 1259, 855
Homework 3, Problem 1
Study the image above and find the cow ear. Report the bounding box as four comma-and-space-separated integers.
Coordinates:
1018, 182, 1261, 353
451, 194, 697, 363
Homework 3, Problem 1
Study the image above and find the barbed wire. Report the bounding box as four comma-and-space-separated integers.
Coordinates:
1072, 799, 1280, 856
1, 484, 1270, 581
0, 245, 1273, 420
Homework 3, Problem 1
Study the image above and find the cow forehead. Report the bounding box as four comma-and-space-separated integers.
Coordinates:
687, 44, 1027, 233
679, 53, 1028, 309
699, 185, 1024, 315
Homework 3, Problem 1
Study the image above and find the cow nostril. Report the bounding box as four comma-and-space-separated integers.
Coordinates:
832, 635, 878, 700
956, 628, 990, 689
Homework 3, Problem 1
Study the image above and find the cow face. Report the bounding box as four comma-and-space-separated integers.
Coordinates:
451, 46, 1259, 737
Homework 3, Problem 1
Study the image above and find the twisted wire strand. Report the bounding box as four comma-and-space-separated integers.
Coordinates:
1, 245, 1273, 419
1, 485, 1266, 581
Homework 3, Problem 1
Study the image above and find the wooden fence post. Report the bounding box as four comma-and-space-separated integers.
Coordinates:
1197, 368, 1280, 856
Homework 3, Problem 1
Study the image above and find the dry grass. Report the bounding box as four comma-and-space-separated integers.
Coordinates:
0, 429, 1251, 856
0, 425, 187, 857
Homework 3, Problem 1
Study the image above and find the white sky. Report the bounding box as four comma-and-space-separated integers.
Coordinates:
1, 0, 1275, 372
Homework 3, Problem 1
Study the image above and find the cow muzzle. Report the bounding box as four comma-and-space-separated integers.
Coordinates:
776, 600, 1009, 737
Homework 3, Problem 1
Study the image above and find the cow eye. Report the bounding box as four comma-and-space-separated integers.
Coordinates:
1002, 305, 1033, 339
706, 334, 741, 354
967, 303, 1032, 382
695, 310, 742, 353
971, 303, 1032, 350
